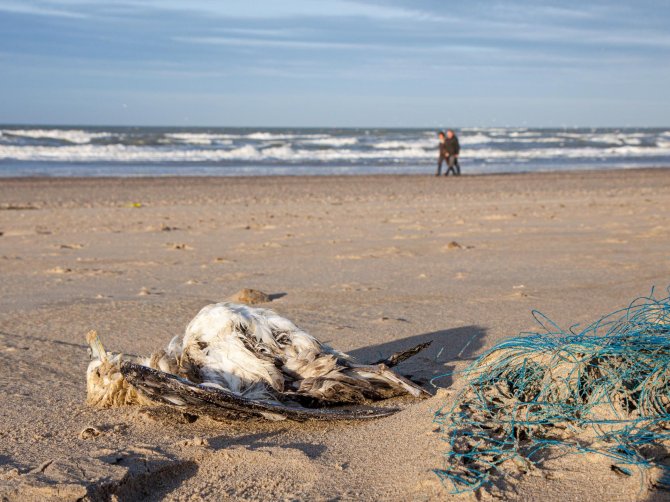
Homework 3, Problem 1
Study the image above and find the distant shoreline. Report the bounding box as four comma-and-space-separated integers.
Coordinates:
2, 126, 668, 177
1, 165, 669, 182
2, 124, 670, 130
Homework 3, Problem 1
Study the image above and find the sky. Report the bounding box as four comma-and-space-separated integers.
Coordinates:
0, 0, 669, 127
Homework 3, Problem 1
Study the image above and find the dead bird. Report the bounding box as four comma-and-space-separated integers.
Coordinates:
86, 302, 431, 421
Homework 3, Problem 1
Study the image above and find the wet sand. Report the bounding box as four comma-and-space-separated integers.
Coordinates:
1, 169, 669, 500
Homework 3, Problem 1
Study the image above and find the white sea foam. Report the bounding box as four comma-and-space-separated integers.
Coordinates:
2, 128, 111, 144
245, 132, 315, 141
372, 139, 434, 149
458, 133, 494, 145
298, 137, 358, 146
164, 133, 234, 145
2, 142, 669, 164
0, 144, 432, 162
555, 132, 646, 146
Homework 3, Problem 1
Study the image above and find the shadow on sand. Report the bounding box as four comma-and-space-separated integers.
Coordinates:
349, 325, 488, 390
208, 431, 327, 459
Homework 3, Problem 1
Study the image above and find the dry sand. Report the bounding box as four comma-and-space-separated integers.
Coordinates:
0, 169, 669, 501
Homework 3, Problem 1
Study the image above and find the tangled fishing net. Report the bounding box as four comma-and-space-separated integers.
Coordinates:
434, 290, 670, 493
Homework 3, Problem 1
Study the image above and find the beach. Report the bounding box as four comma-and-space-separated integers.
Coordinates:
1, 168, 669, 500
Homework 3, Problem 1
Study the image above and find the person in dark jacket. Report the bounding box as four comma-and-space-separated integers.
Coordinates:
436, 131, 448, 176
443, 129, 460, 176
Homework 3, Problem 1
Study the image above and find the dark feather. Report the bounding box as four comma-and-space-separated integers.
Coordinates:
121, 362, 399, 421
371, 341, 432, 367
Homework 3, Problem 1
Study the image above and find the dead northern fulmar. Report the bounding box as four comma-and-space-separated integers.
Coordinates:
86, 302, 431, 421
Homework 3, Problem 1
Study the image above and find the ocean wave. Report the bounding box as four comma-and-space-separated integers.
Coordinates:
2, 128, 111, 144
244, 132, 330, 141
508, 131, 542, 137
2, 128, 670, 176
372, 139, 434, 149
298, 137, 359, 146
555, 132, 646, 146
163, 133, 234, 145
467, 145, 670, 160
1, 142, 669, 164
458, 133, 494, 145
0, 144, 432, 163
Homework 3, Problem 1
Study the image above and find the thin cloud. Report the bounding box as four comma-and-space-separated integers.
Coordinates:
175, 36, 384, 51
0, 0, 87, 18
174, 36, 500, 55
29, 0, 445, 21
219, 28, 306, 39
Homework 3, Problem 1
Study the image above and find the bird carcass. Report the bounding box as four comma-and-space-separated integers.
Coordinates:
86, 302, 431, 421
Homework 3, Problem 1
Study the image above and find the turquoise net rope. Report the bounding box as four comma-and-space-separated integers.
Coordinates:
434, 289, 670, 493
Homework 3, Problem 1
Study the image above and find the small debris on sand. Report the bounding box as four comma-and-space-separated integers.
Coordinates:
47, 266, 72, 274
179, 436, 208, 448
166, 242, 192, 250
137, 287, 164, 296
230, 288, 271, 305
377, 316, 409, 323
442, 241, 475, 252
0, 203, 39, 210
79, 426, 101, 439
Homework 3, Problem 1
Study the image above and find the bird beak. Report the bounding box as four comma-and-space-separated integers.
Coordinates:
86, 330, 108, 362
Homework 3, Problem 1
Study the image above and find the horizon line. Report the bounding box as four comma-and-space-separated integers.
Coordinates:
2, 122, 668, 130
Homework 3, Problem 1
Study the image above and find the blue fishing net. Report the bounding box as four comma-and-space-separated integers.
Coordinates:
434, 289, 670, 493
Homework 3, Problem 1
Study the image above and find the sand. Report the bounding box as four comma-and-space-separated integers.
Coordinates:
0, 169, 669, 501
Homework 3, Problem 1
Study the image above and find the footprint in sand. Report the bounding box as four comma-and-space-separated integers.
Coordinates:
335, 246, 415, 260
0, 203, 39, 210
392, 234, 425, 240
261, 241, 284, 249
166, 243, 193, 250
56, 243, 85, 249
482, 214, 515, 221
46, 267, 122, 276
337, 283, 381, 292
374, 316, 410, 323
138, 287, 164, 296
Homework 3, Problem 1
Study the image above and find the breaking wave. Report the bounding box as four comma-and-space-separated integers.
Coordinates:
1, 126, 669, 176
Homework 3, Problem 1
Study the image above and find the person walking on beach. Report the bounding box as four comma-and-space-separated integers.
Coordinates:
436, 131, 448, 176
443, 129, 461, 176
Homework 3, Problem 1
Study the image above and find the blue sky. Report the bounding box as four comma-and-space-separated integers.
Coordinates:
1, 0, 669, 127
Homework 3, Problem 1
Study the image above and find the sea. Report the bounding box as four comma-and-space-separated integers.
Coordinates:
1, 126, 669, 177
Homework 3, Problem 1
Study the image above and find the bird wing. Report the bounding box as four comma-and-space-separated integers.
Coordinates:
120, 362, 399, 421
